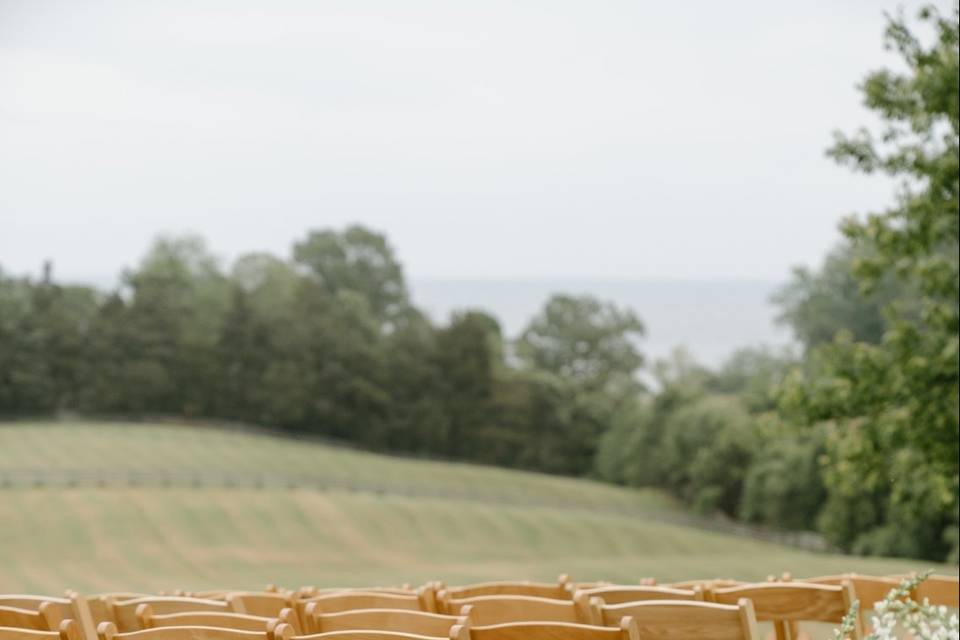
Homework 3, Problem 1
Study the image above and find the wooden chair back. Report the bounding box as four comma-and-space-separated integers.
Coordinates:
804, 575, 899, 608
447, 596, 593, 626
590, 598, 758, 640
299, 591, 430, 633
225, 594, 292, 618
915, 574, 960, 608
708, 581, 861, 640
310, 609, 465, 637
449, 617, 638, 640
77, 595, 146, 634
669, 579, 741, 590
0, 599, 72, 619
803, 574, 901, 631
134, 604, 275, 632
439, 578, 571, 602
105, 597, 230, 632
0, 620, 81, 640
454, 595, 590, 626
95, 622, 267, 640
294, 587, 415, 600
272, 624, 444, 639
0, 596, 90, 638
0, 604, 65, 632
574, 585, 703, 605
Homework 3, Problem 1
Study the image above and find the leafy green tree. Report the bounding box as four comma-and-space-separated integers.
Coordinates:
434, 311, 497, 458
595, 348, 710, 487
0, 266, 100, 414
516, 294, 645, 394
0, 270, 54, 413
740, 422, 828, 531
709, 346, 797, 413
779, 5, 959, 561
292, 225, 409, 325
231, 252, 300, 322
774, 242, 907, 350
659, 395, 757, 516
269, 283, 390, 441
381, 308, 447, 453
120, 235, 231, 415
592, 396, 652, 485
216, 286, 273, 421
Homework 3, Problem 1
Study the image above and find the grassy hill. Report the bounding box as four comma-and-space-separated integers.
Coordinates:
0, 421, 952, 593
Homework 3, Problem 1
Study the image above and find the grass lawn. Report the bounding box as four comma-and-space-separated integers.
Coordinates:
0, 421, 953, 594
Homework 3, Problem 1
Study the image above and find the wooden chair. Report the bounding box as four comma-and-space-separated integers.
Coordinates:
452, 595, 590, 626
294, 587, 415, 600
0, 598, 74, 615
707, 581, 861, 640
669, 579, 742, 590
438, 577, 571, 602
309, 609, 465, 637
74, 594, 147, 636
299, 592, 432, 633
134, 603, 284, 633
95, 622, 268, 640
574, 585, 703, 605
803, 574, 902, 631
272, 624, 446, 640
226, 594, 294, 618
589, 598, 759, 640
448, 617, 639, 640
0, 620, 81, 640
104, 597, 230, 632
169, 591, 274, 601
914, 574, 959, 608
0, 604, 66, 632
0, 596, 94, 640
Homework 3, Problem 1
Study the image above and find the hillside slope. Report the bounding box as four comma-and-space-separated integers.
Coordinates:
0, 422, 951, 593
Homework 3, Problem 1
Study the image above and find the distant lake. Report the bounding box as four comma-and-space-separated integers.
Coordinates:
410, 278, 796, 368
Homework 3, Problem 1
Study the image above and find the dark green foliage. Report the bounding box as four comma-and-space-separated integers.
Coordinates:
773, 243, 905, 350
778, 5, 959, 562
292, 225, 409, 325
0, 226, 647, 482
594, 351, 759, 519
708, 346, 797, 413
739, 423, 827, 531
516, 294, 645, 394
0, 267, 100, 414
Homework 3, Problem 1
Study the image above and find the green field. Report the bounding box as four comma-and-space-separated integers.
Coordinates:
0, 422, 952, 594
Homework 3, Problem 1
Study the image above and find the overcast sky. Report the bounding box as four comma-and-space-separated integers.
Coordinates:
0, 0, 936, 284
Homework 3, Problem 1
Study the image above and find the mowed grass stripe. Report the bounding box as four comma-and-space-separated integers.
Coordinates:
0, 487, 947, 593
0, 422, 674, 514
2, 422, 954, 594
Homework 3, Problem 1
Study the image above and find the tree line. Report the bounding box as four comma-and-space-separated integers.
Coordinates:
1, 6, 957, 563
601, 6, 958, 563
0, 225, 650, 477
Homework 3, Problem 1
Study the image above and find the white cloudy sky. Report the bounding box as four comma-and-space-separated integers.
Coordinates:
0, 0, 935, 283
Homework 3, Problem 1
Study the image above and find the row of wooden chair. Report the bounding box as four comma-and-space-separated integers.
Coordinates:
2, 573, 956, 640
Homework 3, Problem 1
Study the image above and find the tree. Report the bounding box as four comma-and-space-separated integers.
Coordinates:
120, 235, 231, 415
292, 225, 409, 326
709, 346, 797, 413
0, 267, 100, 414
434, 311, 497, 458
264, 283, 390, 441
779, 5, 959, 561
740, 422, 828, 531
516, 294, 645, 393
381, 307, 447, 453
773, 242, 906, 350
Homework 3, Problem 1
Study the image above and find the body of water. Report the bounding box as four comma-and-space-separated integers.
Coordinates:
411, 278, 796, 369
